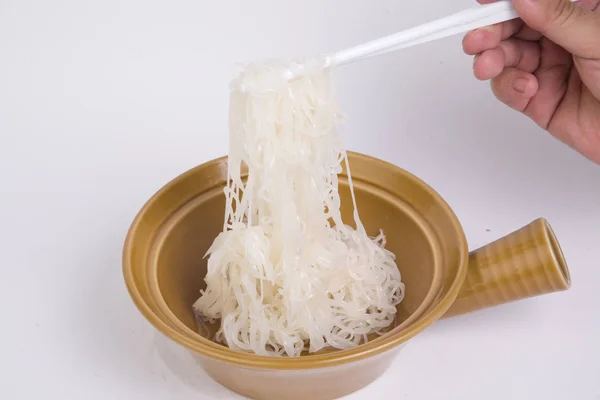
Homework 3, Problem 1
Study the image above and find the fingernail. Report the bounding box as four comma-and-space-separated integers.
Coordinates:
512, 77, 530, 93
471, 26, 493, 38
478, 25, 495, 32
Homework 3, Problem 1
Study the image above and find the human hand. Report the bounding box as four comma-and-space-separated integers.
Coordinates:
463, 0, 600, 165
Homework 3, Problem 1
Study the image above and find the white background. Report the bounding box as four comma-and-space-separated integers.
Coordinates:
1, 0, 599, 399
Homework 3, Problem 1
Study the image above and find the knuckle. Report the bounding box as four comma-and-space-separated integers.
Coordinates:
548, 0, 579, 28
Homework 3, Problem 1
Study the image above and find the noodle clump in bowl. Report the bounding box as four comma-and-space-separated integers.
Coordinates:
192, 59, 406, 357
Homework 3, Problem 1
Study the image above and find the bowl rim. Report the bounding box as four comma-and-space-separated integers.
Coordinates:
122, 151, 469, 370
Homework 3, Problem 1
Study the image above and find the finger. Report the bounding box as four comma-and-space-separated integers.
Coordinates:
473, 39, 541, 80
490, 68, 539, 112
474, 48, 504, 80
476, 0, 499, 4
512, 0, 600, 59
462, 19, 523, 55
523, 39, 573, 129
500, 39, 541, 72
515, 26, 543, 41
537, 36, 572, 70
576, 0, 600, 11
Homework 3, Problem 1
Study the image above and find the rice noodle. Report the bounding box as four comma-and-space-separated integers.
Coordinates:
192, 58, 405, 357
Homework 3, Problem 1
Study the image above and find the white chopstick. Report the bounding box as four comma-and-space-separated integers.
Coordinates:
325, 0, 518, 68
348, 9, 519, 64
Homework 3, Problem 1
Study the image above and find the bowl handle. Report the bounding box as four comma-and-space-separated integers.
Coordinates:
443, 218, 571, 318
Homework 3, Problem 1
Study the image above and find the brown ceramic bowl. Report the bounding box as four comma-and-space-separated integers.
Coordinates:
123, 151, 570, 400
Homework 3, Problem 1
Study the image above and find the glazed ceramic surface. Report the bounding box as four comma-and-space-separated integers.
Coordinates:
123, 152, 570, 400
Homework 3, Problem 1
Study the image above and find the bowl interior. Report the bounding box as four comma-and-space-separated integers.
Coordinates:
124, 152, 467, 365
154, 178, 437, 341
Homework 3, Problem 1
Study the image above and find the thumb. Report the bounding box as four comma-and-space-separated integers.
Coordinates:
512, 0, 600, 59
